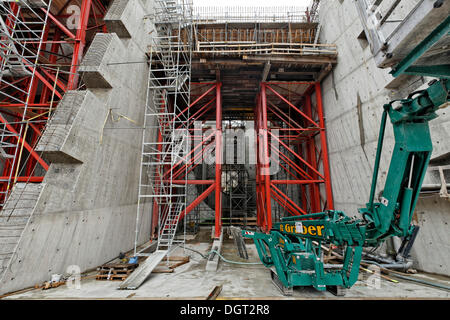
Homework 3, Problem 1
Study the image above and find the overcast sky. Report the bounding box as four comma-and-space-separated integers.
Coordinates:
193, 0, 311, 7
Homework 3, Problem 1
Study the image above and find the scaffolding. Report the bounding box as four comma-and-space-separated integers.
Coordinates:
222, 120, 256, 228
355, 0, 450, 69
254, 82, 334, 232
135, 0, 193, 256
0, 0, 52, 206
0, 0, 108, 208
148, 3, 337, 237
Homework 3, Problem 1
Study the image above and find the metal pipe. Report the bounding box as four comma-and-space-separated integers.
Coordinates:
362, 260, 450, 292
390, 274, 450, 292
421, 183, 450, 189
362, 251, 396, 264
368, 108, 388, 211
215, 83, 223, 238
361, 259, 413, 271
323, 264, 343, 269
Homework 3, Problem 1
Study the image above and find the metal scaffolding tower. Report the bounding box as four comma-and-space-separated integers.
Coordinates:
0, 0, 108, 208
120, 0, 194, 290
134, 0, 193, 256
0, 0, 52, 206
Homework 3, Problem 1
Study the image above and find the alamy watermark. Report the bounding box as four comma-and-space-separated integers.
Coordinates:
65, 264, 81, 289
168, 121, 280, 175
363, 264, 381, 290
66, 5, 81, 30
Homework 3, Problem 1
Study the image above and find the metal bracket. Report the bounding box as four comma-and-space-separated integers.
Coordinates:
438, 166, 449, 199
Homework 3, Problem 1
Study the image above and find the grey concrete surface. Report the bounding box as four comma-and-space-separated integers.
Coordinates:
3, 241, 449, 300
0, 0, 448, 298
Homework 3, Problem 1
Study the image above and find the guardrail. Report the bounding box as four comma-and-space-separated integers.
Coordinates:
192, 6, 312, 23
195, 41, 337, 56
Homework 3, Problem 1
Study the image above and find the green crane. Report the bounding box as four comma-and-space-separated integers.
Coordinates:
242, 17, 450, 295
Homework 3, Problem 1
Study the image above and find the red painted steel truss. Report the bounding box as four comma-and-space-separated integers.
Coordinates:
255, 82, 334, 232
0, 0, 108, 206
163, 81, 333, 238
150, 82, 223, 239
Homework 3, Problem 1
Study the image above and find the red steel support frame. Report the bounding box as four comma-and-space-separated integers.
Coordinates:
214, 82, 223, 238
164, 82, 223, 238
0, 1, 108, 205
260, 84, 272, 231
305, 94, 321, 212
314, 83, 334, 210
255, 82, 334, 232
68, 0, 92, 90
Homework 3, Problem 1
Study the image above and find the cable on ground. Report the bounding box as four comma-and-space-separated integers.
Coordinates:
183, 247, 262, 265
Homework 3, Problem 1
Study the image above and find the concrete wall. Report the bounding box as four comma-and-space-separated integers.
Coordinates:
0, 0, 156, 295
318, 0, 450, 275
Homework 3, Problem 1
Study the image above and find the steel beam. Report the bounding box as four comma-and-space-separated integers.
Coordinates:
215, 83, 223, 238
314, 82, 334, 210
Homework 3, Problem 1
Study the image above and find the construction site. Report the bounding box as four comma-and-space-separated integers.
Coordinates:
0, 0, 449, 301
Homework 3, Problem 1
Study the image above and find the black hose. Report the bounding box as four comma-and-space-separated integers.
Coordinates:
391, 274, 450, 292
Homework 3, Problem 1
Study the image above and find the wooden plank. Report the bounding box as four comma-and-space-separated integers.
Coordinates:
152, 268, 174, 273
154, 256, 190, 270
166, 256, 190, 262
206, 285, 223, 300
168, 259, 190, 270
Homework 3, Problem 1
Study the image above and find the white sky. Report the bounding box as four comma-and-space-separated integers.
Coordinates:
193, 0, 311, 7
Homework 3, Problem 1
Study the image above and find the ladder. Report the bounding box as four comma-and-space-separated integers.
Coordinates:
0, 0, 52, 206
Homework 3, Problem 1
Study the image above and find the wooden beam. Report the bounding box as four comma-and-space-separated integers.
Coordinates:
245, 55, 337, 65
261, 61, 271, 82
316, 63, 333, 82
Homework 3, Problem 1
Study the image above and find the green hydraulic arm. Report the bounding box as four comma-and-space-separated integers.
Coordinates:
242, 16, 450, 294
360, 79, 449, 246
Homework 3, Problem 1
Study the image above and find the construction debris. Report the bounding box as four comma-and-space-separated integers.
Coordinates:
229, 226, 249, 260
42, 281, 66, 290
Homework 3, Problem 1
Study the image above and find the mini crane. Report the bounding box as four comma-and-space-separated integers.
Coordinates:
241, 16, 450, 295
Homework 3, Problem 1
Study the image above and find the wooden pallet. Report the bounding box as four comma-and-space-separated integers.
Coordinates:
97, 256, 190, 281
96, 263, 138, 281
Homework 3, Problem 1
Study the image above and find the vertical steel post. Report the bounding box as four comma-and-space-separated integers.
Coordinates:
215, 83, 223, 238
305, 94, 321, 212
151, 129, 163, 239
68, 0, 92, 90
261, 83, 272, 231
255, 93, 263, 228
314, 82, 334, 210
